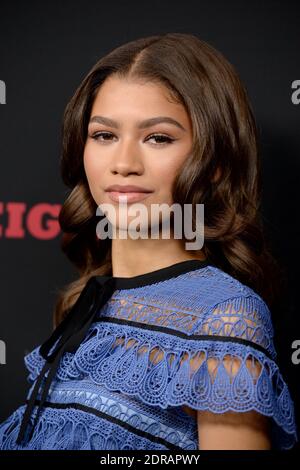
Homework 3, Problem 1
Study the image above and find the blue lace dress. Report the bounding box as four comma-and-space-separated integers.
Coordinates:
0, 259, 298, 450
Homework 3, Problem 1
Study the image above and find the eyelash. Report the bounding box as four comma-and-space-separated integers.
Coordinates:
89, 131, 176, 146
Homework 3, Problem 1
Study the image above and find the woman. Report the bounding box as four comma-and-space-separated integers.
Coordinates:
0, 32, 297, 450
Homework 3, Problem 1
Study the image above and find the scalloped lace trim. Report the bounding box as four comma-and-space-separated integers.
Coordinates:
0, 405, 177, 450
24, 321, 298, 449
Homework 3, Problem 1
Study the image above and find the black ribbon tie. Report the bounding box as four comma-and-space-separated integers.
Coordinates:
16, 275, 117, 446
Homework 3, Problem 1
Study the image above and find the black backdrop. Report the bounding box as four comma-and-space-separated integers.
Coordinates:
0, 0, 299, 450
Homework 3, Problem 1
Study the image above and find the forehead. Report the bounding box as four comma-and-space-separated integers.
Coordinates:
90, 76, 190, 123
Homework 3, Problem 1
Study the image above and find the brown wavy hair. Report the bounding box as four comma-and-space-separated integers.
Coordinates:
53, 32, 286, 328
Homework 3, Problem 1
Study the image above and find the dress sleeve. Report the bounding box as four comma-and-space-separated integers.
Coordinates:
179, 293, 298, 450
24, 345, 46, 385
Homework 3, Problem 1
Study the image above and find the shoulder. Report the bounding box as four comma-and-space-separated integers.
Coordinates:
187, 264, 268, 304
144, 264, 275, 348
184, 265, 275, 353
184, 264, 272, 318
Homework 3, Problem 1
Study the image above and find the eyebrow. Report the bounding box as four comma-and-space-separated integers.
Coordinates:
89, 115, 187, 131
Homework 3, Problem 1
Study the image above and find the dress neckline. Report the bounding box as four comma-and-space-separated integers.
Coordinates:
96, 258, 212, 290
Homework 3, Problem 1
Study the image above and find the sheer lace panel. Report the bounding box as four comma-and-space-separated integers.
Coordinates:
192, 295, 274, 351
92, 330, 266, 383
98, 293, 277, 423
104, 295, 207, 333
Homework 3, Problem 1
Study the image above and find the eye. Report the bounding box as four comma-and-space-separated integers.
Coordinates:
89, 131, 176, 146
146, 133, 176, 146
90, 131, 115, 143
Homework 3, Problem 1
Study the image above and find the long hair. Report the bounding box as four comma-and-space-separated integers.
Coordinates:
53, 32, 286, 327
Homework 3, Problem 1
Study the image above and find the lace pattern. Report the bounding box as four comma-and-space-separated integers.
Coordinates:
0, 265, 298, 450
0, 405, 175, 450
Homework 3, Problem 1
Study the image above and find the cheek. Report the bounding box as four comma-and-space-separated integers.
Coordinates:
153, 159, 183, 198
84, 146, 106, 179
84, 147, 97, 180
83, 147, 104, 202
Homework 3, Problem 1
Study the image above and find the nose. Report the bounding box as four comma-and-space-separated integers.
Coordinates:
109, 138, 144, 176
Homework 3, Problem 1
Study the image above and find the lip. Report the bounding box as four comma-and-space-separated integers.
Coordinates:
105, 184, 153, 193
107, 191, 152, 203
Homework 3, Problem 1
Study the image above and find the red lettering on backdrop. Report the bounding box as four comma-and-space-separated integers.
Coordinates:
0, 202, 61, 239
5, 202, 26, 238
27, 203, 61, 239
0, 202, 3, 237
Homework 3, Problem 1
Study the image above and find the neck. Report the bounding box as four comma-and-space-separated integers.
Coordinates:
110, 236, 206, 278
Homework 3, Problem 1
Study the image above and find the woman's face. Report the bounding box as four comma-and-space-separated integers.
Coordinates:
83, 75, 193, 233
